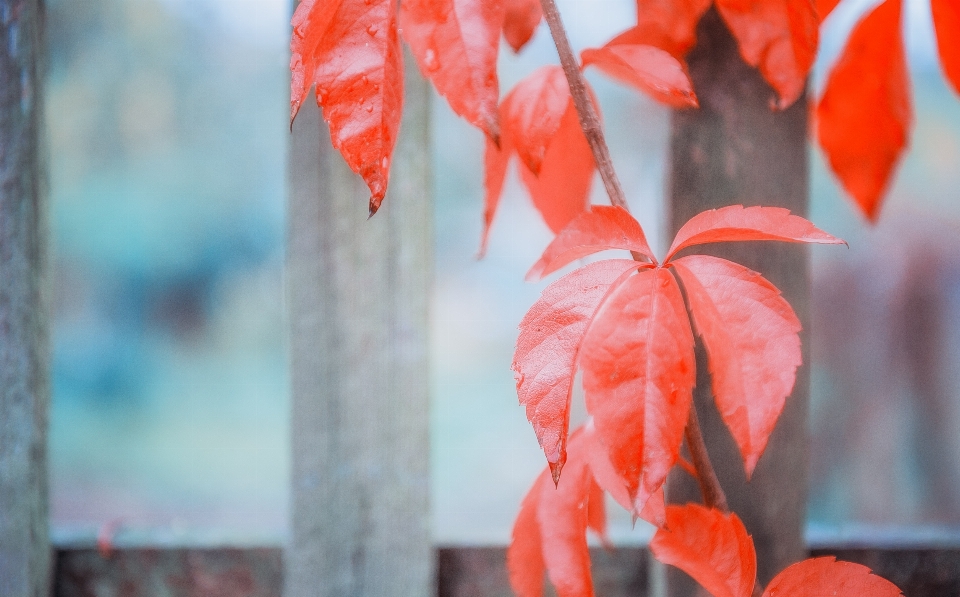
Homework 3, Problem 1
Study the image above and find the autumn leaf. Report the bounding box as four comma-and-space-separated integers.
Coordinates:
762, 557, 903, 597
817, 0, 911, 221
651, 504, 757, 597
400, 0, 502, 140
580, 267, 695, 511
503, 0, 542, 52
581, 42, 698, 108
714, 0, 818, 109
527, 205, 655, 281
513, 259, 641, 481
508, 428, 605, 597
932, 0, 960, 97
817, 0, 841, 21
672, 255, 801, 477
480, 67, 596, 249
664, 204, 845, 262
631, 0, 711, 58
290, 0, 403, 215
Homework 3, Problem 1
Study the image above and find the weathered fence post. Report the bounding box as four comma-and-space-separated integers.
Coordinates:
0, 1, 50, 596
286, 50, 433, 596
666, 9, 810, 594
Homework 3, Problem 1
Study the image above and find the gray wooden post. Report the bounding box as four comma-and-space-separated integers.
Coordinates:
285, 52, 433, 596
666, 8, 810, 593
0, 1, 50, 596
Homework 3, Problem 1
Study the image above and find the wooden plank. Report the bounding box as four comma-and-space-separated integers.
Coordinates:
665, 8, 810, 592
285, 52, 433, 596
0, 1, 50, 596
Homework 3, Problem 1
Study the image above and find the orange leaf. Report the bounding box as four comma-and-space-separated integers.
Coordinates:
581, 43, 698, 108
630, 0, 712, 58
932, 0, 960, 97
527, 205, 655, 281
817, 0, 841, 20
580, 268, 695, 511
400, 0, 502, 139
672, 255, 801, 477
290, 0, 403, 214
715, 0, 818, 109
519, 100, 596, 234
503, 0, 542, 52
816, 0, 911, 221
651, 504, 757, 597
513, 260, 640, 480
665, 205, 844, 263
762, 557, 903, 597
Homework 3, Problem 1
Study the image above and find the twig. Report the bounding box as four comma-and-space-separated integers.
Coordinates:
538, 0, 630, 211
684, 404, 729, 512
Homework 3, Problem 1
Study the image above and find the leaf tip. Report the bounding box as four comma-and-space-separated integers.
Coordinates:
549, 458, 564, 487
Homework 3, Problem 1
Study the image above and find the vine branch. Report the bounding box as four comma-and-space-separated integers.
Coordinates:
538, 0, 629, 211
540, 0, 730, 513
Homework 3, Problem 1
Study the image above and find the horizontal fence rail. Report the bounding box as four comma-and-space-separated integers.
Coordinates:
53, 542, 960, 597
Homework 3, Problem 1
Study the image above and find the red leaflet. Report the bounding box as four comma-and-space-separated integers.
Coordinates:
581, 43, 698, 108
503, 67, 570, 175
508, 429, 603, 597
714, 0, 818, 109
672, 255, 801, 477
631, 0, 712, 58
507, 477, 546, 597
817, 0, 841, 21
513, 259, 640, 481
817, 0, 911, 221
762, 557, 903, 597
585, 420, 666, 526
503, 0, 542, 52
580, 268, 695, 511
481, 67, 597, 245
665, 205, 844, 262
932, 0, 960, 96
651, 504, 756, 597
527, 205, 656, 280
290, 0, 403, 215
519, 102, 596, 233
400, 0, 502, 140
479, 135, 511, 257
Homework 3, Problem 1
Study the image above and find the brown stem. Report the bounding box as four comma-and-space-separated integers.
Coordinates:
538, 0, 630, 211
685, 404, 729, 512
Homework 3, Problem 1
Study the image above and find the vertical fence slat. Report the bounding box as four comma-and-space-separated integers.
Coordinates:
286, 53, 433, 596
0, 1, 49, 596
666, 8, 809, 593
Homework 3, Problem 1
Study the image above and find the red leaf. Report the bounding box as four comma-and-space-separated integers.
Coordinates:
932, 0, 960, 97
672, 255, 801, 477
519, 100, 596, 234
400, 0, 502, 139
503, 0, 542, 52
581, 43, 698, 108
585, 421, 666, 527
479, 133, 511, 257
513, 259, 640, 480
290, 0, 403, 215
817, 0, 840, 20
508, 428, 600, 597
502, 66, 571, 175
665, 205, 844, 263
580, 268, 695, 511
629, 0, 712, 58
507, 475, 546, 597
816, 0, 911, 221
714, 0, 818, 109
527, 205, 656, 281
651, 504, 757, 597
762, 557, 903, 597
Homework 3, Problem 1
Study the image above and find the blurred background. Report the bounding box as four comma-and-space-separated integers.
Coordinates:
47, 0, 960, 547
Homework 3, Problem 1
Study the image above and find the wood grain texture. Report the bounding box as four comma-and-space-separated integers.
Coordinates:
0, 1, 50, 596
286, 51, 433, 596
665, 8, 810, 594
